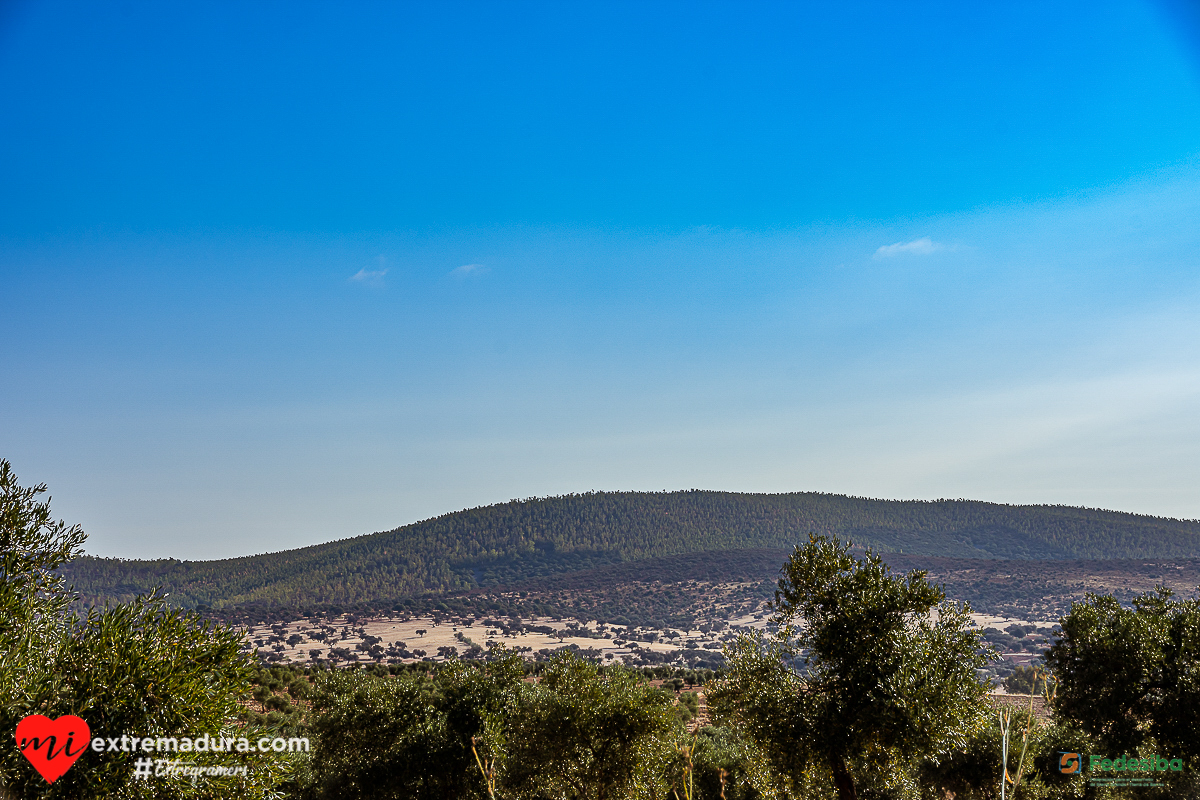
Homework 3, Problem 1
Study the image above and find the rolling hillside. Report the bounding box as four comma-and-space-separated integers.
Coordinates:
63, 490, 1200, 611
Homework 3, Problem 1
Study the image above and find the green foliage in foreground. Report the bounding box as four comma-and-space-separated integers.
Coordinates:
0, 460, 301, 800
1045, 587, 1200, 795
298, 652, 1173, 800
300, 648, 728, 800
710, 534, 994, 800
63, 490, 1200, 612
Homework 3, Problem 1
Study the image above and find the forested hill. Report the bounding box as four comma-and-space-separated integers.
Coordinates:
63, 491, 1200, 611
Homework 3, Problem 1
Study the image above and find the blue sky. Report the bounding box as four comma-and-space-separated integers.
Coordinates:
3, 1, 1200, 559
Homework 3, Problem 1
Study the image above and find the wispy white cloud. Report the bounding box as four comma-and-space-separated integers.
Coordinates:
873, 237, 942, 258
349, 267, 388, 287
451, 263, 489, 279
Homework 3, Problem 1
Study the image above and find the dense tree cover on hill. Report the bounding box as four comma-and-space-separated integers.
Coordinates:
63, 491, 1200, 612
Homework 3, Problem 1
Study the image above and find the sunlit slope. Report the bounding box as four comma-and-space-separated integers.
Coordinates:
63, 491, 1200, 610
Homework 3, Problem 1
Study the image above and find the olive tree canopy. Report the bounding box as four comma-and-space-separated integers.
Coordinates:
710, 534, 992, 800
0, 460, 291, 800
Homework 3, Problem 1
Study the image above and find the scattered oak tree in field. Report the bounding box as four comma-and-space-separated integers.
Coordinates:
710, 534, 992, 800
1003, 664, 1048, 695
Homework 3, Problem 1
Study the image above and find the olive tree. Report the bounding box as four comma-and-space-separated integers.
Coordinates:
502, 653, 676, 800
1045, 588, 1200, 761
0, 460, 85, 718
709, 534, 992, 800
303, 648, 527, 799
0, 460, 292, 800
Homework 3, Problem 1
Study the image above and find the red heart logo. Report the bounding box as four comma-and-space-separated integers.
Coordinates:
15, 715, 90, 784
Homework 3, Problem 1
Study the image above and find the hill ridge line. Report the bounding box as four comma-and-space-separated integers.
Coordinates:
85, 490, 1200, 565
62, 490, 1200, 611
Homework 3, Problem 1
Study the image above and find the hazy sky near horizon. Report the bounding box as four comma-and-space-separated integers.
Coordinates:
3, 1, 1200, 560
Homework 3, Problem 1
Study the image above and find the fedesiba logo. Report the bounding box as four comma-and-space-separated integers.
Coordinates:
1058, 750, 1184, 789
